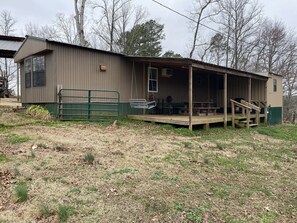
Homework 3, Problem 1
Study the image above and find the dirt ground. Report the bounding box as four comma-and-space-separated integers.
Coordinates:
0, 98, 21, 107
0, 106, 296, 222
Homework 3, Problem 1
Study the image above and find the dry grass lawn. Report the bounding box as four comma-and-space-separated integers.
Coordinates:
0, 106, 296, 222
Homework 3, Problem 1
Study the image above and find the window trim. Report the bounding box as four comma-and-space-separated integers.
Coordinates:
148, 67, 158, 93
24, 57, 32, 88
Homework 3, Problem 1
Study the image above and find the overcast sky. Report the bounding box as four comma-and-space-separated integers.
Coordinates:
2, 0, 297, 56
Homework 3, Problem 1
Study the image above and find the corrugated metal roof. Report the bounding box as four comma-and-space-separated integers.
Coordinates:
0, 39, 23, 51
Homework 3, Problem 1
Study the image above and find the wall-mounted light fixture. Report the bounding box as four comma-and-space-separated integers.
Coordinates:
100, 65, 107, 71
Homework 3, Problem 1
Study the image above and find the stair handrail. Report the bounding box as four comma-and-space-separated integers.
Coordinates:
240, 100, 261, 112
230, 99, 252, 110
230, 99, 253, 128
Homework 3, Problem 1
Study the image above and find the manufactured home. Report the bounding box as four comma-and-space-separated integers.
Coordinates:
14, 36, 283, 129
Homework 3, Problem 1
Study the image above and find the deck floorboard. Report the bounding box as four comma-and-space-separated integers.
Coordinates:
128, 114, 265, 126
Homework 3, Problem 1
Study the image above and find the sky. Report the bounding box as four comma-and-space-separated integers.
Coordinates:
2, 0, 297, 57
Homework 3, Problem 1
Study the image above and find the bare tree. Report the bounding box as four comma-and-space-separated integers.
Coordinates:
74, 0, 88, 46
279, 40, 297, 122
116, 4, 147, 53
24, 13, 83, 45
216, 0, 262, 69
0, 10, 16, 35
56, 13, 79, 44
189, 0, 220, 59
0, 10, 17, 94
253, 20, 290, 73
24, 22, 60, 40
92, 0, 132, 52
251, 19, 297, 123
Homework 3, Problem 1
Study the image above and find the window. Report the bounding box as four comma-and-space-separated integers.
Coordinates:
24, 56, 46, 88
24, 58, 31, 88
148, 67, 158, 92
33, 56, 46, 87
273, 79, 277, 92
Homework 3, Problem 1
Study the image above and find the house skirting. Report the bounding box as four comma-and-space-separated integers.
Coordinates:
22, 103, 283, 125
268, 107, 282, 125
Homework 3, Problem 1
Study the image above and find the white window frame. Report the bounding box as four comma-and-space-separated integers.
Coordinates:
148, 67, 158, 93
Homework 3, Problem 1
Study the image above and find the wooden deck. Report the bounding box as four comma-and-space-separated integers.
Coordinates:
128, 114, 265, 127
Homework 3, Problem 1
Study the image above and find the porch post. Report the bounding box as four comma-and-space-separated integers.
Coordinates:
142, 64, 146, 115
264, 79, 268, 125
247, 77, 252, 128
224, 73, 228, 129
189, 65, 193, 131
17, 63, 20, 102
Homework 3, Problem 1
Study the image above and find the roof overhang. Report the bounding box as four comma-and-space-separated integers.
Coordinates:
0, 35, 25, 58
127, 56, 268, 81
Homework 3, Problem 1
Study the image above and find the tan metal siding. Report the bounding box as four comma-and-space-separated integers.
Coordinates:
157, 69, 188, 102
267, 75, 283, 107
215, 75, 266, 107
14, 38, 47, 62
48, 43, 136, 102
19, 53, 56, 103
251, 79, 265, 101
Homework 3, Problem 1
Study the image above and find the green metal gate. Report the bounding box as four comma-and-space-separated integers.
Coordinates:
58, 89, 120, 121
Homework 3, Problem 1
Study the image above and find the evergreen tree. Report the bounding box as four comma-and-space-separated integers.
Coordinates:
118, 19, 165, 56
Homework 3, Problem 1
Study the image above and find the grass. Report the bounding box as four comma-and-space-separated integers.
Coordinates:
0, 123, 13, 132
84, 152, 95, 164
0, 154, 8, 163
37, 143, 48, 149
31, 150, 36, 158
257, 125, 297, 141
1, 108, 297, 222
26, 105, 52, 120
38, 203, 52, 218
57, 204, 75, 222
175, 203, 206, 223
7, 134, 31, 144
258, 211, 278, 223
144, 199, 169, 215
110, 168, 137, 175
15, 183, 28, 203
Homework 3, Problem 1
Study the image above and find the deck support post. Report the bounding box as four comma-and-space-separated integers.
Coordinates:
231, 100, 235, 128
142, 64, 146, 115
248, 77, 252, 103
189, 65, 193, 131
203, 123, 209, 130
224, 73, 228, 129
247, 77, 252, 128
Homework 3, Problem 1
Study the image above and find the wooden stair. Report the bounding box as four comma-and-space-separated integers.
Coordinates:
235, 118, 258, 128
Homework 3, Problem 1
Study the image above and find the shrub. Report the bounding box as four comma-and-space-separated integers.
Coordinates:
26, 105, 52, 120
